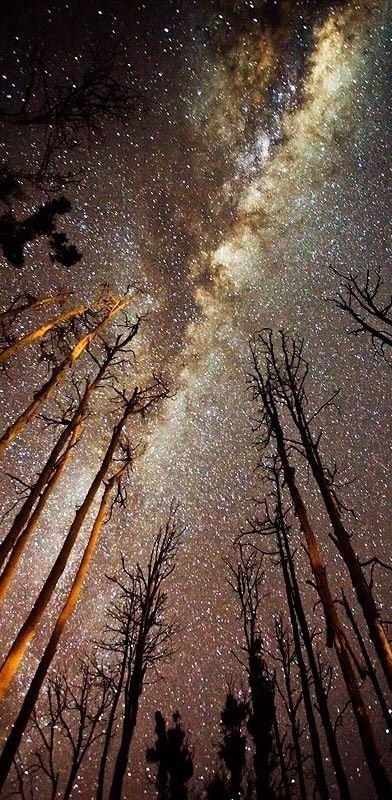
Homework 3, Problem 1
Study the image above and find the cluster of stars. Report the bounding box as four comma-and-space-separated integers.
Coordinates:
0, 1, 390, 797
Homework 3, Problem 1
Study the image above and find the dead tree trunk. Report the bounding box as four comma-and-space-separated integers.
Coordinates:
0, 294, 129, 457
0, 377, 167, 699
0, 317, 140, 574
272, 477, 352, 800
0, 291, 69, 328
249, 343, 392, 799
273, 617, 308, 800
0, 302, 90, 364
107, 514, 181, 800
275, 532, 329, 800
0, 464, 128, 793
0, 421, 83, 603
341, 590, 392, 735
267, 329, 392, 690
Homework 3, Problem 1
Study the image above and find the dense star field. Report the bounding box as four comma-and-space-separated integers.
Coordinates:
0, 1, 391, 798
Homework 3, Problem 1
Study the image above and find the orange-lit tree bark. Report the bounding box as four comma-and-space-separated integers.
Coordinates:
0, 316, 140, 576
249, 337, 391, 800
0, 293, 129, 457
0, 301, 92, 365
0, 290, 69, 340
0, 421, 83, 604
252, 329, 392, 691
0, 375, 168, 701
0, 453, 132, 792
96, 506, 182, 800
249, 470, 351, 800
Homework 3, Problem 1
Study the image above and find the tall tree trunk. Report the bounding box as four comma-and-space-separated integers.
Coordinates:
275, 484, 351, 800
0, 295, 129, 457
0, 422, 83, 603
276, 528, 329, 800
272, 710, 291, 800
0, 316, 138, 570
342, 590, 392, 734
0, 302, 90, 364
0, 291, 69, 327
289, 377, 392, 690
95, 650, 128, 800
0, 466, 124, 793
107, 679, 142, 800
0, 386, 138, 700
276, 427, 391, 799
277, 633, 308, 800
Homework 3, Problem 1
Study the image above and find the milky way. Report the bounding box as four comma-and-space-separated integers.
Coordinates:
0, 1, 391, 797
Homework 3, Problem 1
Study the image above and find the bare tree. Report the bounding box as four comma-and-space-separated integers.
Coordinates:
96, 505, 183, 800
331, 267, 392, 357
0, 291, 69, 346
0, 292, 130, 457
249, 331, 391, 799
249, 467, 351, 800
228, 547, 278, 800
0, 300, 93, 365
0, 374, 169, 702
250, 329, 392, 690
271, 614, 308, 800
0, 47, 145, 187
9, 660, 113, 800
0, 315, 140, 591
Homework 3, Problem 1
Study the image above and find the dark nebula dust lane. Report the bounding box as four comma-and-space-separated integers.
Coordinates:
0, 1, 391, 797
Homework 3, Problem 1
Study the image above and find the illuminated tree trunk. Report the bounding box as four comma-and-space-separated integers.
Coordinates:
0, 422, 83, 604
249, 345, 391, 799
0, 302, 90, 364
0, 294, 129, 457
0, 291, 69, 327
0, 385, 139, 699
278, 436, 390, 800
274, 480, 351, 800
276, 331, 392, 691
0, 316, 138, 572
294, 418, 392, 690
0, 465, 126, 793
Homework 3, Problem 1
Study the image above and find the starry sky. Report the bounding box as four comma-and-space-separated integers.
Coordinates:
0, 1, 391, 797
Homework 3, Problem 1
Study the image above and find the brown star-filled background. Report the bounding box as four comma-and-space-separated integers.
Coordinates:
0, 1, 390, 797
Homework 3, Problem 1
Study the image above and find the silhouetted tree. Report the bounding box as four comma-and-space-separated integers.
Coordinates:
97, 507, 183, 800
0, 196, 82, 268
0, 47, 145, 186
249, 329, 391, 799
10, 660, 113, 800
218, 686, 248, 798
146, 710, 194, 800
250, 329, 392, 691
331, 266, 392, 357
228, 549, 277, 800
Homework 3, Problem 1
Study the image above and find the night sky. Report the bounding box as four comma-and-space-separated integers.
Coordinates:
0, 1, 391, 797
